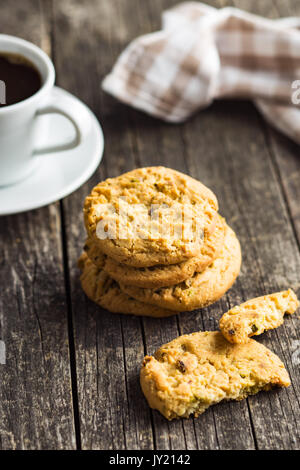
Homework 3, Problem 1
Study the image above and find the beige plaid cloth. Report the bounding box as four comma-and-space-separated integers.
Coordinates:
102, 2, 300, 144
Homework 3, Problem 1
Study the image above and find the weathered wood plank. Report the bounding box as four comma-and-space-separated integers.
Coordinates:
130, 93, 256, 451
181, 97, 300, 449
0, 0, 76, 450
132, 0, 256, 450
241, 0, 300, 449
265, 0, 300, 239
135, 92, 201, 453
153, 0, 300, 450
51, 0, 155, 450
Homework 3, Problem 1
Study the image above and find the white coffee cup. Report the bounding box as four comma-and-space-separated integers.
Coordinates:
0, 34, 86, 186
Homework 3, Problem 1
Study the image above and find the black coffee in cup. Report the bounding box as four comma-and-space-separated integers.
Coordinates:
0, 52, 41, 107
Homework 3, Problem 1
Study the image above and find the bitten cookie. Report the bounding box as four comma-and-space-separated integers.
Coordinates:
84, 215, 226, 289
78, 253, 176, 318
140, 331, 290, 420
83, 167, 218, 267
219, 289, 299, 344
120, 224, 241, 311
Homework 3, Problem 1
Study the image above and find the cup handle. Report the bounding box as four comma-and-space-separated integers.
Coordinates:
33, 87, 90, 155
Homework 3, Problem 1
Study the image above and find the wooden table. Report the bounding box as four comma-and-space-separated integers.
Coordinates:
0, 0, 299, 450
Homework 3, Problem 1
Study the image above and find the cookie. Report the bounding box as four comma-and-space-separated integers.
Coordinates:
83, 238, 106, 268
84, 215, 226, 289
84, 167, 218, 267
140, 331, 290, 420
220, 289, 299, 344
120, 224, 241, 311
78, 253, 176, 318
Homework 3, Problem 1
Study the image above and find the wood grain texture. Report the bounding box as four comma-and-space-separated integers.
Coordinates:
1, 0, 299, 450
0, 0, 76, 450
51, 0, 156, 450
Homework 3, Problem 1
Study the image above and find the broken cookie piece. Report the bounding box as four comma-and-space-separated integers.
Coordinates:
220, 289, 299, 344
140, 331, 290, 420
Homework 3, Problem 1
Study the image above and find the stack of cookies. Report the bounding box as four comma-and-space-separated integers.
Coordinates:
79, 167, 242, 317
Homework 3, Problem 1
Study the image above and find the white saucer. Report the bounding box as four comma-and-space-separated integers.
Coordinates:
0, 87, 104, 216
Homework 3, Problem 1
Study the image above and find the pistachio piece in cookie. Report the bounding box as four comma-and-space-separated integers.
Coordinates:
219, 289, 299, 344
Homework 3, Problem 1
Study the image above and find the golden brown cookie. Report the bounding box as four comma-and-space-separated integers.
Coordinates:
83, 238, 106, 268
84, 215, 226, 289
219, 289, 299, 344
78, 253, 177, 318
140, 331, 290, 420
120, 224, 241, 311
84, 167, 218, 267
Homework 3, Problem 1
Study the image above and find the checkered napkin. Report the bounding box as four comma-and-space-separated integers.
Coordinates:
102, 2, 300, 144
